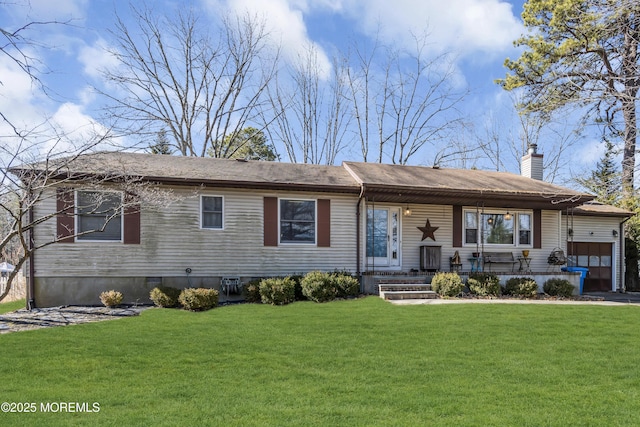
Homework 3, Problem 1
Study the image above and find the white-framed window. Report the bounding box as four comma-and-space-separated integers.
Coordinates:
201, 196, 223, 229
463, 210, 532, 247
280, 199, 316, 244
76, 190, 123, 241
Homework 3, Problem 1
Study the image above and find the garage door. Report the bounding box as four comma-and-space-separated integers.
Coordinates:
567, 242, 613, 292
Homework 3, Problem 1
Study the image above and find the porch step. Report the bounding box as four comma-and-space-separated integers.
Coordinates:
378, 283, 436, 300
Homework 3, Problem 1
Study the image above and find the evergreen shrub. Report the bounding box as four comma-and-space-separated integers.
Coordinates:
543, 278, 575, 297
178, 288, 219, 311
149, 286, 181, 308
99, 290, 123, 308
467, 273, 501, 297
431, 272, 464, 297
259, 277, 296, 305
504, 277, 538, 298
244, 279, 263, 303
300, 271, 336, 302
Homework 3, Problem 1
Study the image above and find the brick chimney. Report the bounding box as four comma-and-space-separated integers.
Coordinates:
521, 143, 543, 180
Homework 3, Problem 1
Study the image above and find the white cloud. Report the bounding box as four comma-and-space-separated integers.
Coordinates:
43, 103, 121, 156
0, 53, 115, 162
78, 38, 119, 80
18, 0, 88, 21
336, 0, 523, 57
0, 53, 47, 131
576, 138, 614, 166
202, 0, 522, 82
206, 0, 333, 79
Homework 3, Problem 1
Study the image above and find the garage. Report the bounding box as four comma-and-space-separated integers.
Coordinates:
567, 242, 613, 292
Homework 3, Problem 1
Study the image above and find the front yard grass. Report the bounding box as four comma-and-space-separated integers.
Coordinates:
0, 299, 25, 314
1, 297, 639, 426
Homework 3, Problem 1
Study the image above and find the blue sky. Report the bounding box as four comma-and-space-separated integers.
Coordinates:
0, 0, 606, 186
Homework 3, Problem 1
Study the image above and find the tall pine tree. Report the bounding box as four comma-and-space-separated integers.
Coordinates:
576, 140, 621, 206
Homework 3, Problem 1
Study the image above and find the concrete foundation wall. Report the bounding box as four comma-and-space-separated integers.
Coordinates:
33, 275, 251, 307
362, 272, 582, 295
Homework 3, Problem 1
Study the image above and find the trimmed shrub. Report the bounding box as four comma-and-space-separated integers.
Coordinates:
259, 277, 296, 305
149, 286, 181, 308
244, 279, 263, 303
431, 272, 464, 297
100, 290, 123, 308
301, 271, 336, 303
333, 272, 360, 299
290, 275, 307, 301
178, 288, 219, 311
543, 278, 575, 297
467, 273, 501, 297
504, 277, 538, 298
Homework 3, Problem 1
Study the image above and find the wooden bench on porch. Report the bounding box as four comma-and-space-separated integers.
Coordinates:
483, 252, 517, 272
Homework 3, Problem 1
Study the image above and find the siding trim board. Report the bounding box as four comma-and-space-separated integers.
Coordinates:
56, 188, 75, 243
123, 204, 141, 244
452, 205, 462, 248
317, 199, 331, 247
533, 209, 542, 249
263, 197, 278, 247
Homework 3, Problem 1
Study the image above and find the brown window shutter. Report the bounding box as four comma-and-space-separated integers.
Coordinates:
264, 197, 278, 246
452, 205, 462, 247
123, 203, 141, 244
317, 199, 330, 247
56, 187, 75, 243
533, 209, 542, 249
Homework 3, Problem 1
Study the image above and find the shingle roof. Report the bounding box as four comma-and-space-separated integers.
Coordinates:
15, 150, 607, 210
343, 161, 595, 210
572, 201, 634, 217
27, 151, 361, 194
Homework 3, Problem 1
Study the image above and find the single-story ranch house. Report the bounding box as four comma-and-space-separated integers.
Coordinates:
14, 146, 633, 307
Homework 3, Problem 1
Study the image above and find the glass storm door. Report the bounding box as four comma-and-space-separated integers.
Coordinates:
366, 207, 400, 267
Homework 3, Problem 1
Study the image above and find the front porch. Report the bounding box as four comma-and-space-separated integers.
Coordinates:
361, 270, 583, 298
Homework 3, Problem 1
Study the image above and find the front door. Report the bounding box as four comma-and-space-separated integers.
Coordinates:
366, 207, 401, 267
568, 242, 613, 292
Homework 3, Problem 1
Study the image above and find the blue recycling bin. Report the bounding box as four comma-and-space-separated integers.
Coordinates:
561, 266, 589, 295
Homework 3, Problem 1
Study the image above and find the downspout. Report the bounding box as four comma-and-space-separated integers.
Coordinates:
356, 184, 365, 293
619, 216, 631, 293
28, 199, 35, 310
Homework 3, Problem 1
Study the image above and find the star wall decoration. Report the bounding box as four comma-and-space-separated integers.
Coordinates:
418, 219, 439, 241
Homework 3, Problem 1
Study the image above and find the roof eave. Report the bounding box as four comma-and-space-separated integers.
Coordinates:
362, 184, 594, 210
42, 171, 362, 195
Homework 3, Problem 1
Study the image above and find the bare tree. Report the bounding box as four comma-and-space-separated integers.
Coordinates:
472, 92, 584, 184
264, 45, 351, 164
0, 6, 175, 304
3, 131, 183, 306
346, 33, 468, 165
100, 3, 278, 157
433, 121, 486, 169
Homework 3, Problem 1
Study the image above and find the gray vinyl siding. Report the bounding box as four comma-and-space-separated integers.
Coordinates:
364, 207, 563, 273
33, 186, 358, 279
401, 204, 453, 272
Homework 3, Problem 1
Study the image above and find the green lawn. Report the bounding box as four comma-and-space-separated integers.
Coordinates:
1, 297, 639, 426
0, 299, 26, 314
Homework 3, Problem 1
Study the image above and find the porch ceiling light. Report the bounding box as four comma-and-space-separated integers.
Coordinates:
404, 204, 412, 216
504, 211, 512, 220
